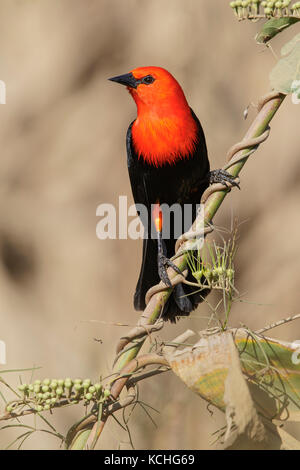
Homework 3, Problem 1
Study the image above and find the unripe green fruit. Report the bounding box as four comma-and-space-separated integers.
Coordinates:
42, 385, 49, 393
227, 268, 234, 280
44, 404, 50, 411
215, 266, 224, 276
94, 383, 102, 392
42, 378, 51, 386
74, 379, 82, 385
28, 384, 34, 392
88, 386, 96, 394
56, 387, 64, 396
33, 380, 41, 385
57, 379, 64, 387
203, 269, 213, 281
36, 405, 43, 412
85, 393, 93, 401
6, 405, 13, 412
103, 389, 110, 398
18, 384, 27, 392
43, 392, 51, 400
50, 381, 58, 390
192, 270, 203, 281
74, 383, 82, 392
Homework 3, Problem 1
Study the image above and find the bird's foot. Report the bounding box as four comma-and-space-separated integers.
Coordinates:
158, 253, 183, 287
210, 169, 240, 189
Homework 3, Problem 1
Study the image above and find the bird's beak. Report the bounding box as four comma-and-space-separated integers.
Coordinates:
108, 72, 138, 89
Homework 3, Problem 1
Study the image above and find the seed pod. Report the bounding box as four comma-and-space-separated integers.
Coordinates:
50, 381, 58, 390
192, 270, 203, 281
203, 268, 213, 283
226, 268, 234, 281
94, 383, 102, 398
215, 266, 225, 276
64, 380, 72, 389
56, 387, 64, 397
33, 385, 41, 394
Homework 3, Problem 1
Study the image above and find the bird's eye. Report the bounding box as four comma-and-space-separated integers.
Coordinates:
142, 75, 155, 85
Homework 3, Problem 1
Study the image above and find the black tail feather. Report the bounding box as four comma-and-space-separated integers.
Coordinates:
134, 237, 209, 322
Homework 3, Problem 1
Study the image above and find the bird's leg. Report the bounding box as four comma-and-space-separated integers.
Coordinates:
157, 230, 182, 288
153, 202, 183, 287
209, 169, 240, 189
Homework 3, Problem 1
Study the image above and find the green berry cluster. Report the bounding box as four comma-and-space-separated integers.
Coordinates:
192, 266, 234, 287
229, 0, 300, 18
6, 378, 109, 413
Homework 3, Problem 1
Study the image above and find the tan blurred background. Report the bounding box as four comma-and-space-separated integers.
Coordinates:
0, 0, 299, 450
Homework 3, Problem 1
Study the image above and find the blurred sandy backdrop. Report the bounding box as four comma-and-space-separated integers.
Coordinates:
0, 0, 299, 450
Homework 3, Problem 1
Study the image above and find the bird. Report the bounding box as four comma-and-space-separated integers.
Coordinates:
109, 66, 235, 321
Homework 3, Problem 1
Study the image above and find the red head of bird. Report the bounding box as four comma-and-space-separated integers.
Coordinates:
109, 66, 198, 167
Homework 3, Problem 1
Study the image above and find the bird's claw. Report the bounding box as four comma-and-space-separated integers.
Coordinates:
158, 254, 183, 287
210, 169, 240, 190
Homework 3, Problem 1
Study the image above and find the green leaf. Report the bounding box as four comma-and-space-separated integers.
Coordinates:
270, 33, 300, 94
235, 329, 300, 422
166, 328, 300, 422
256, 17, 300, 44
